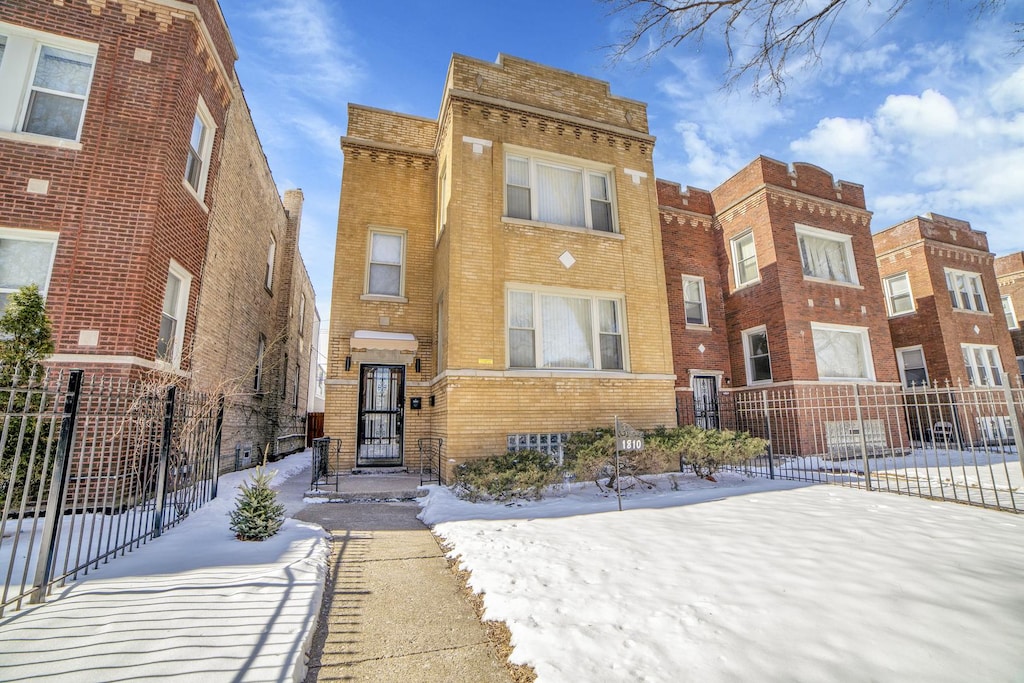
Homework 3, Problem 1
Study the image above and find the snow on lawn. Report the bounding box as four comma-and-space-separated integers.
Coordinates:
421, 473, 1024, 682
0, 451, 329, 683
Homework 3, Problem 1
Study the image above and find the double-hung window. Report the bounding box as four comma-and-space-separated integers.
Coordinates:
961, 344, 1002, 386
0, 227, 59, 311
437, 163, 449, 238
264, 235, 276, 292
731, 231, 759, 288
298, 293, 306, 334
682, 275, 707, 327
505, 151, 616, 232
254, 334, 266, 392
796, 225, 857, 284
1017, 356, 1024, 383
183, 97, 216, 201
507, 289, 625, 370
811, 323, 875, 381
0, 24, 97, 142
156, 260, 192, 367
742, 326, 772, 383
945, 269, 987, 312
883, 272, 914, 316
896, 346, 929, 388
1001, 295, 1018, 330
365, 229, 405, 297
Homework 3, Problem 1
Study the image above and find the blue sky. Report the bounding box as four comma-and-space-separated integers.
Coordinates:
217, 0, 1024, 336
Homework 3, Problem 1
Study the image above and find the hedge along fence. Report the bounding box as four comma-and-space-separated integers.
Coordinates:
453, 425, 768, 502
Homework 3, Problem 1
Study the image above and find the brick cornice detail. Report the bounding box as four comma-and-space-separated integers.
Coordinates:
659, 207, 713, 230
769, 188, 871, 226
341, 137, 436, 170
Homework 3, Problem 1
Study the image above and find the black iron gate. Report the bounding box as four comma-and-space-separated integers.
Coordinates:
357, 365, 404, 467
692, 375, 721, 429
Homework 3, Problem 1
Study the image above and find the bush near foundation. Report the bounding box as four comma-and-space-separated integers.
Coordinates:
648, 425, 768, 480
563, 428, 675, 490
453, 450, 561, 502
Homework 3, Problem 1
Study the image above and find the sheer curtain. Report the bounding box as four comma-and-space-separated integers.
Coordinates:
536, 164, 585, 227
541, 295, 593, 368
814, 328, 867, 378
368, 233, 402, 295
508, 291, 536, 367
800, 234, 852, 283
24, 46, 93, 139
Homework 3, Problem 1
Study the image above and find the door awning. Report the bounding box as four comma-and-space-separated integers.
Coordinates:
350, 330, 418, 353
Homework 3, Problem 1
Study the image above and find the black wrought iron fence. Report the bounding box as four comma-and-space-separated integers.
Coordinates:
418, 437, 443, 486
0, 369, 224, 616
677, 378, 1024, 513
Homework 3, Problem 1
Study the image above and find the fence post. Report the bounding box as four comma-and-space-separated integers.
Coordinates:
210, 394, 225, 499
998, 373, 1024, 479
153, 386, 176, 538
853, 383, 872, 491
30, 369, 84, 604
761, 390, 775, 480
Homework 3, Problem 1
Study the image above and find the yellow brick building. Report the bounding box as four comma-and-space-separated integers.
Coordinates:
326, 54, 676, 477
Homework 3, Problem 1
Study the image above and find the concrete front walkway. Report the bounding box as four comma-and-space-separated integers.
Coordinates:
294, 496, 512, 682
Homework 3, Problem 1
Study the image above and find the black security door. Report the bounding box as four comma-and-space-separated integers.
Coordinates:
692, 375, 720, 430
357, 365, 405, 466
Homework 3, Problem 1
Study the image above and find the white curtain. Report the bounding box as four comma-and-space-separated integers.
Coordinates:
800, 234, 851, 283
506, 157, 531, 219
536, 163, 585, 227
814, 328, 868, 378
24, 47, 93, 139
508, 291, 535, 367
598, 299, 622, 369
0, 239, 53, 291
369, 233, 402, 295
541, 295, 593, 368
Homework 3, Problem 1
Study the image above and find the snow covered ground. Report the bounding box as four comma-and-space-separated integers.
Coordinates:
421, 473, 1024, 682
0, 451, 329, 683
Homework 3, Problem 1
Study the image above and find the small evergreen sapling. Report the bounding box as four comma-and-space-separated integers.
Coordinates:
229, 466, 285, 541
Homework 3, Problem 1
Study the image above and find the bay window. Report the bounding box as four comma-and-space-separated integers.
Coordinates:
811, 323, 875, 381
682, 275, 707, 326
505, 151, 616, 232
507, 289, 625, 370
961, 344, 1002, 386
0, 228, 58, 311
797, 225, 857, 284
896, 346, 928, 388
945, 268, 987, 312
731, 231, 759, 287
184, 97, 216, 201
1001, 295, 1018, 330
883, 272, 914, 316
742, 326, 772, 383
156, 260, 192, 367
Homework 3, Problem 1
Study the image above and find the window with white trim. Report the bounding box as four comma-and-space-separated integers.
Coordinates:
0, 228, 58, 311
437, 162, 449, 238
682, 275, 707, 326
896, 346, 929, 388
1017, 356, 1024, 382
254, 334, 266, 392
797, 224, 857, 284
0, 24, 97, 141
742, 326, 772, 384
183, 97, 216, 200
731, 231, 759, 287
156, 260, 192, 368
811, 323, 875, 381
507, 289, 625, 370
883, 272, 914, 316
1001, 295, 1018, 330
365, 229, 405, 297
264, 235, 276, 292
293, 364, 301, 409
961, 343, 1002, 386
945, 268, 987, 312
298, 293, 306, 334
505, 151, 615, 232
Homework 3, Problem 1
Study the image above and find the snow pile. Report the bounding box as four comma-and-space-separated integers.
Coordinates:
0, 451, 329, 683
422, 473, 1024, 682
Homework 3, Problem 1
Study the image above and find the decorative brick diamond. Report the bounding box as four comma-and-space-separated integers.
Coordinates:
559, 251, 576, 269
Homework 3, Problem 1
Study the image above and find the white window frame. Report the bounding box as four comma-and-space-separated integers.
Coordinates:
945, 268, 988, 313
883, 272, 915, 317
1017, 356, 1024, 382
437, 162, 449, 239
961, 343, 1003, 387
895, 345, 929, 388
156, 259, 192, 369
681, 275, 708, 327
731, 230, 760, 288
298, 293, 306, 334
505, 286, 628, 371
182, 96, 216, 204
810, 322, 875, 382
254, 334, 266, 393
742, 325, 772, 385
0, 23, 97, 145
503, 147, 617, 233
0, 227, 59, 306
1001, 295, 1018, 330
363, 227, 407, 299
264, 235, 276, 292
796, 224, 859, 285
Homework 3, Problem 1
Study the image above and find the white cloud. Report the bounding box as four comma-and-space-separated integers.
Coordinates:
790, 117, 879, 160
876, 89, 959, 137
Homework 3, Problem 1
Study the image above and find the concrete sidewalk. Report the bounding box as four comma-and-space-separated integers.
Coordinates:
295, 500, 512, 682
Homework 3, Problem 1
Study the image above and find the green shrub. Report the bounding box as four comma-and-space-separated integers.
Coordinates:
454, 450, 561, 502
564, 427, 675, 490
669, 426, 768, 480
229, 467, 285, 541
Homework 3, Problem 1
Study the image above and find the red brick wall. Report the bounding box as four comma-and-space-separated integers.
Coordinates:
995, 252, 1024, 359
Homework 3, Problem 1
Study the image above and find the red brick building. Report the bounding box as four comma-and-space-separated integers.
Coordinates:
873, 214, 1016, 390
994, 251, 1024, 382
0, 1, 317, 468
